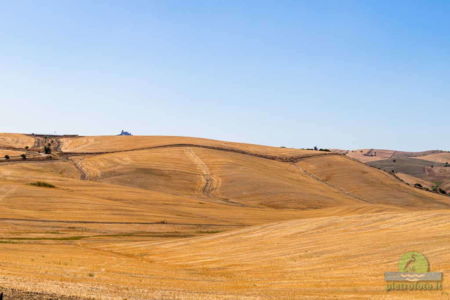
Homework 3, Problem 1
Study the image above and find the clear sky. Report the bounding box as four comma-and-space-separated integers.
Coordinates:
0, 0, 449, 151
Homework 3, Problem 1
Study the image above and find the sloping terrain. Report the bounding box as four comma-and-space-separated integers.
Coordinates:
0, 133, 35, 149
60, 135, 325, 160
345, 149, 395, 163
345, 149, 444, 164
298, 155, 449, 208
420, 152, 450, 164
343, 147, 450, 195
368, 157, 450, 194
368, 157, 445, 178
1, 211, 449, 299
72, 147, 360, 209
395, 172, 435, 190
133, 210, 450, 299
0, 133, 449, 299
0, 149, 25, 159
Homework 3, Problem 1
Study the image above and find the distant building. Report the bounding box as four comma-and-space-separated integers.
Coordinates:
118, 130, 132, 136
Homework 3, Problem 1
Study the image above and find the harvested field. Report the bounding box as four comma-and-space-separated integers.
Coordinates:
0, 134, 449, 299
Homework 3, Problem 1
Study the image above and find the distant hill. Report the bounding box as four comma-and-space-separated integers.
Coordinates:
343, 148, 450, 194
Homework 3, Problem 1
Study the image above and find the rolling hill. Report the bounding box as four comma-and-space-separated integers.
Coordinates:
344, 149, 450, 195
419, 152, 450, 164
0, 133, 449, 299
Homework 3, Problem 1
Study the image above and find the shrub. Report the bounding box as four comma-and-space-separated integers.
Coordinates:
29, 181, 56, 188
4, 155, 9, 160
431, 185, 445, 194
44, 145, 52, 154
20, 154, 27, 160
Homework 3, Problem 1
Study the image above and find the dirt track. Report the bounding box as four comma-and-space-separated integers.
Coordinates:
184, 148, 219, 197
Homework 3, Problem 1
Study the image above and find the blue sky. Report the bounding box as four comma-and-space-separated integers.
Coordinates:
0, 0, 448, 151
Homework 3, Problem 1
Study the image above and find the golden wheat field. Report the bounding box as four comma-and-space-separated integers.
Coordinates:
0, 133, 449, 299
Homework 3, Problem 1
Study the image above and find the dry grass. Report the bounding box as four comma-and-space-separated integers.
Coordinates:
413, 152, 450, 164
0, 134, 449, 299
0, 149, 25, 158
0, 133, 35, 149
60, 135, 324, 158
296, 155, 449, 208
396, 172, 435, 190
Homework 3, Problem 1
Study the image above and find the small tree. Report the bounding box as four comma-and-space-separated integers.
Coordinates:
25, 146, 29, 150
4, 155, 10, 160
20, 154, 27, 160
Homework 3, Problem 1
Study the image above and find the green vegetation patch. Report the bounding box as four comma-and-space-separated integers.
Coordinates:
29, 181, 56, 188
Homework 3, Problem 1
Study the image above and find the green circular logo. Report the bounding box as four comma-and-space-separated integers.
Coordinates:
399, 252, 429, 273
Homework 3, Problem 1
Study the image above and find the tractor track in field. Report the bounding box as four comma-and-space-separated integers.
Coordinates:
67, 157, 89, 180
184, 148, 249, 207
184, 148, 219, 197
